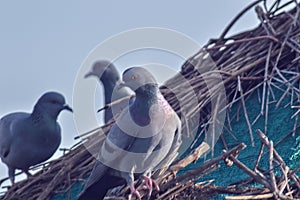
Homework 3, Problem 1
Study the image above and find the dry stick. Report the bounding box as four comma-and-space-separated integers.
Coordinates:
273, 10, 299, 108
239, 80, 255, 146
8, 171, 52, 199
169, 142, 210, 173
37, 163, 72, 200
155, 141, 210, 185
258, 87, 262, 101
256, 130, 285, 164
254, 143, 265, 171
228, 154, 272, 190
96, 95, 134, 113
204, 36, 280, 52
256, 129, 300, 192
223, 56, 267, 85
257, 88, 262, 106
219, 0, 264, 39
265, 81, 271, 135
157, 180, 194, 200
252, 112, 262, 126
268, 141, 279, 198
1, 149, 72, 187
227, 112, 233, 131
220, 82, 264, 113
261, 44, 273, 115
156, 183, 185, 200
225, 193, 274, 200
268, 79, 278, 102
210, 94, 222, 157
291, 109, 300, 119
220, 134, 229, 151
289, 166, 300, 179
276, 76, 300, 109
275, 125, 300, 147
160, 143, 246, 192
292, 113, 299, 136
290, 176, 300, 197
269, 0, 295, 15
211, 184, 268, 196
273, 149, 295, 199
27, 136, 99, 199
270, 80, 288, 94
1, 156, 63, 192
256, 5, 277, 36
190, 128, 206, 149
77, 122, 114, 141
67, 173, 71, 200
271, 75, 300, 93
278, 165, 291, 199
74, 101, 119, 140
236, 102, 242, 123
282, 70, 300, 76
286, 39, 300, 55
36, 145, 99, 199
291, 84, 295, 106
74, 127, 101, 140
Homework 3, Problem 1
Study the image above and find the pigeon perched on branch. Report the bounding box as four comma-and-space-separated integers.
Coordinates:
78, 67, 181, 200
0, 91, 72, 184
85, 60, 133, 123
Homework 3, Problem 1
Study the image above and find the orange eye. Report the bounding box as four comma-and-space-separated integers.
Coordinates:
131, 75, 137, 80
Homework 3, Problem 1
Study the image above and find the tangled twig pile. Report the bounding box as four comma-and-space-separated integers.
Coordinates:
1, 0, 300, 199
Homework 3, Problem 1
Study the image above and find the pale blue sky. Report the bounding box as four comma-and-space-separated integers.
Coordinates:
0, 1, 259, 187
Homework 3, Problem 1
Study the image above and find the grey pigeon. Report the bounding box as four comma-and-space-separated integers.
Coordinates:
0, 91, 72, 184
85, 60, 133, 123
78, 67, 182, 200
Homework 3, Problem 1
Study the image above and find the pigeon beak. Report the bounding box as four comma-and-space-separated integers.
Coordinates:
118, 81, 128, 89
84, 71, 94, 78
63, 104, 73, 112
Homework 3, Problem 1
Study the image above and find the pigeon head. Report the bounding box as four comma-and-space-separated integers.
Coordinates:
84, 60, 120, 83
121, 67, 158, 91
34, 92, 73, 118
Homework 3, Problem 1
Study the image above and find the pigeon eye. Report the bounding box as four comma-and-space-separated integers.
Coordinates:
51, 100, 57, 104
131, 75, 137, 80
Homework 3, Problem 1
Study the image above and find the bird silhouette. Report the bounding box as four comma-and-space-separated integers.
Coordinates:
0, 91, 72, 184
85, 60, 133, 123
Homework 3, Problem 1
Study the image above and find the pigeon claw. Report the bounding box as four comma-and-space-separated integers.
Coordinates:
142, 176, 160, 198
129, 183, 141, 200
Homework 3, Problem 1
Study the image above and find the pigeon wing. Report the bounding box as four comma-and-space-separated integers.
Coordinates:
80, 108, 136, 193
0, 113, 28, 160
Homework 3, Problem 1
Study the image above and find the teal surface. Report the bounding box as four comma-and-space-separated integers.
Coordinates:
51, 181, 84, 200
183, 87, 300, 199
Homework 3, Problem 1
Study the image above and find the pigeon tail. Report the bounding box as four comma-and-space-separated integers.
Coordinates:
8, 167, 15, 185
77, 174, 125, 200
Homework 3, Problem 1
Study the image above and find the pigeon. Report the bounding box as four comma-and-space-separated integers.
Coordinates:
0, 91, 72, 184
78, 67, 182, 200
84, 60, 134, 123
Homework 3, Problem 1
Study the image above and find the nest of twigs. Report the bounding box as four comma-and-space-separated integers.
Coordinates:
1, 0, 300, 199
